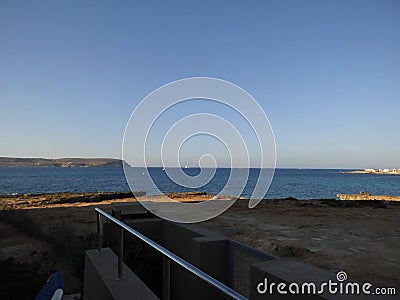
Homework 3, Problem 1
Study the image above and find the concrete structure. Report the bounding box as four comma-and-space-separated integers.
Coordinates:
124, 218, 231, 299
111, 202, 152, 220
83, 206, 357, 300
83, 248, 157, 300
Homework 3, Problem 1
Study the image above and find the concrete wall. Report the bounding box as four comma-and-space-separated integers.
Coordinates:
125, 219, 231, 300
189, 236, 229, 299
96, 216, 348, 300
126, 218, 163, 245
83, 248, 158, 300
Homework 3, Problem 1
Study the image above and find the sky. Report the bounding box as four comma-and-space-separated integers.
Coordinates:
1, 1, 399, 169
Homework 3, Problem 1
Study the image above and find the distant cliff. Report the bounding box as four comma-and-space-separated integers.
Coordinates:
0, 157, 128, 167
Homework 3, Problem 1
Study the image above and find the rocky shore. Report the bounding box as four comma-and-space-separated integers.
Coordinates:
0, 191, 142, 210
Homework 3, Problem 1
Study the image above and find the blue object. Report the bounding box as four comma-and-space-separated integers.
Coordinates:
35, 271, 64, 300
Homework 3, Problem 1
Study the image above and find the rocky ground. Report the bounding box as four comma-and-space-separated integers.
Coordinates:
203, 198, 400, 289
0, 192, 399, 297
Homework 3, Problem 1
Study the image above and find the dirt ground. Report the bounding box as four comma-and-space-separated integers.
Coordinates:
1, 193, 399, 293
203, 199, 400, 289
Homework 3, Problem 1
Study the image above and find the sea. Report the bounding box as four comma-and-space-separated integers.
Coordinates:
0, 167, 399, 200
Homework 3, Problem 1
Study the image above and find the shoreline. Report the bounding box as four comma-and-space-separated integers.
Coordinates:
4, 191, 400, 211
0, 191, 342, 211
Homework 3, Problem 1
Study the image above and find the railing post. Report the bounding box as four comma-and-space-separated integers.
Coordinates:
117, 227, 124, 280
96, 212, 102, 252
162, 257, 170, 300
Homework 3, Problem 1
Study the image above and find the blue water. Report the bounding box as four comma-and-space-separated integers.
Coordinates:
0, 167, 399, 199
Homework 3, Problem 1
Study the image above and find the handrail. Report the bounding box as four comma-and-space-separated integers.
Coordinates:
95, 208, 247, 300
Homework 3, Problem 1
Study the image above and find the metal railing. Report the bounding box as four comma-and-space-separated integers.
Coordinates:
95, 208, 247, 300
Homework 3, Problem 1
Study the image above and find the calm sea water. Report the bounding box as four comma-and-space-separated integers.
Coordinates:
0, 167, 399, 199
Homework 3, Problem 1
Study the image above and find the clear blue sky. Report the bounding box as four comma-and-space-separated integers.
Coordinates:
1, 1, 399, 168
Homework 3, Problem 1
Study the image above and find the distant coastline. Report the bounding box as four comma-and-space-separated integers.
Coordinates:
0, 157, 127, 168
342, 168, 400, 175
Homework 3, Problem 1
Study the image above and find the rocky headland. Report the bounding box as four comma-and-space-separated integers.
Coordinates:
0, 157, 127, 168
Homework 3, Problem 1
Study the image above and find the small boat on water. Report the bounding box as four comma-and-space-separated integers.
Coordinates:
337, 191, 400, 202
